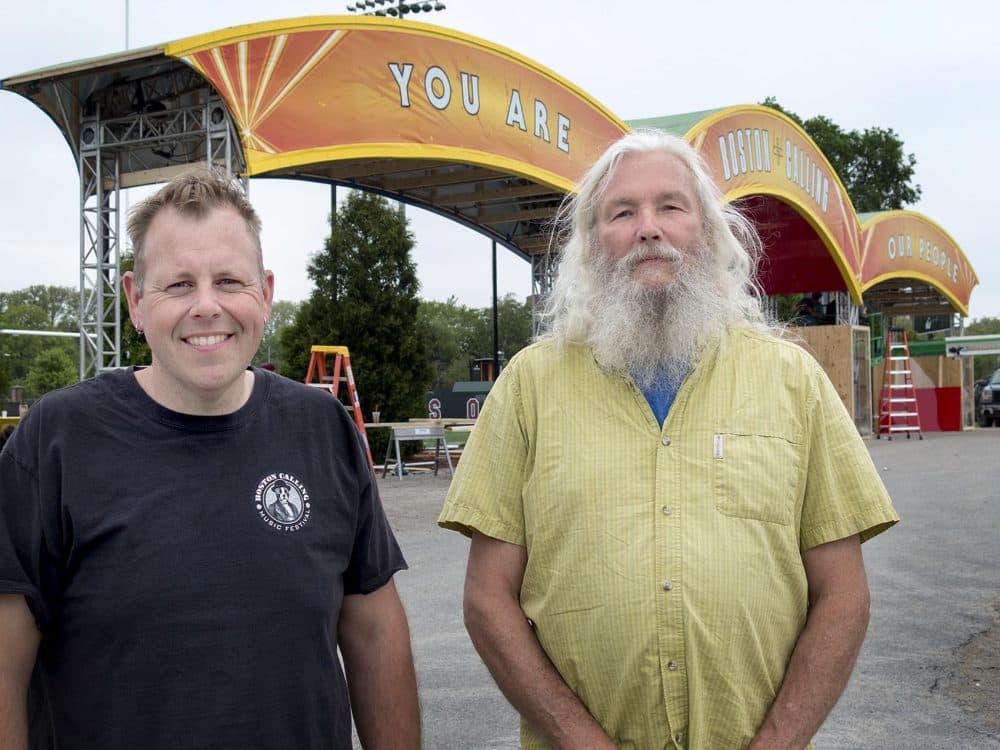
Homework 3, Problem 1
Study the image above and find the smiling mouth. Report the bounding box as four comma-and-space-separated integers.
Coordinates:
185, 334, 230, 346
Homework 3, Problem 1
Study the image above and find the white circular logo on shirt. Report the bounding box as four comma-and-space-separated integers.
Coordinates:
255, 473, 311, 532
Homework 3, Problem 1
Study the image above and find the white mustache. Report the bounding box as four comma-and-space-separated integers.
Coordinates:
621, 244, 683, 271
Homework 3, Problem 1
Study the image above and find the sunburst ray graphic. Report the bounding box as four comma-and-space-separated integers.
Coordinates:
183, 30, 346, 154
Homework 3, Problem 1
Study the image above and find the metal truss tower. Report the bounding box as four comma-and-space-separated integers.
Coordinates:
530, 252, 556, 336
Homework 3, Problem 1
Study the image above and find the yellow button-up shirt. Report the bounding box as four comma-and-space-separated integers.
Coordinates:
439, 328, 898, 749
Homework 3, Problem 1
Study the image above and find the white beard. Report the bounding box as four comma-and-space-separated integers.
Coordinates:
586, 241, 729, 389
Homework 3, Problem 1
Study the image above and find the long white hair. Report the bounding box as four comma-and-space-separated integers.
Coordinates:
539, 129, 770, 344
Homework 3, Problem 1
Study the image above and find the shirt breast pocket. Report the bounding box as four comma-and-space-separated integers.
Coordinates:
713, 432, 801, 526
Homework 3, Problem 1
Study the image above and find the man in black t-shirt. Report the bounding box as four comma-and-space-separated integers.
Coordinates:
0, 169, 421, 749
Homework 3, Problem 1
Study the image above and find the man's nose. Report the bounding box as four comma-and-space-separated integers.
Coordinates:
637, 208, 662, 243
190, 285, 222, 317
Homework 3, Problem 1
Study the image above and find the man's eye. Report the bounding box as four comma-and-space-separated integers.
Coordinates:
167, 281, 192, 290
612, 209, 632, 220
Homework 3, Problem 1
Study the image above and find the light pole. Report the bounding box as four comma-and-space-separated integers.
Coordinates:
345, 0, 447, 17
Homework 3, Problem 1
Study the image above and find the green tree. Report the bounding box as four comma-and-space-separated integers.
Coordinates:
0, 285, 78, 328
0, 284, 80, 401
26, 346, 77, 398
966, 317, 1000, 381
417, 297, 480, 390
418, 294, 534, 391
254, 299, 300, 370
280, 191, 432, 421
118, 252, 152, 366
0, 303, 75, 400
468, 294, 533, 366
761, 97, 922, 212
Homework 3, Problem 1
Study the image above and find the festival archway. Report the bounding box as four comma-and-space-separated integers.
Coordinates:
1, 20, 978, 379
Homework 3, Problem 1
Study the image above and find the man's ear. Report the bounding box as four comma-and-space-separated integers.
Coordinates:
262, 270, 275, 320
122, 271, 143, 331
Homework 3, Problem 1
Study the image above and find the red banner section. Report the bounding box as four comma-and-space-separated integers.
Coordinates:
165, 17, 627, 191
860, 212, 977, 312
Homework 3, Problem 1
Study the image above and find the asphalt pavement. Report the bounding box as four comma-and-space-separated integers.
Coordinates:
377, 428, 1000, 749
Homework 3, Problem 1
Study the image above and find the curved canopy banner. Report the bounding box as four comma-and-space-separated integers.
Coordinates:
685, 105, 864, 301
165, 16, 627, 191
673, 104, 977, 313
860, 212, 978, 312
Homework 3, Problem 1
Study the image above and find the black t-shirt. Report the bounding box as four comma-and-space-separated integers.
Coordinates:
0, 368, 406, 750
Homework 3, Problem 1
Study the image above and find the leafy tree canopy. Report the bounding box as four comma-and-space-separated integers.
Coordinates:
26, 346, 77, 398
119, 253, 151, 367
761, 97, 922, 212
1, 299, 76, 401
0, 285, 77, 329
279, 191, 432, 422
418, 296, 481, 390
418, 294, 533, 391
966, 317, 1000, 380
255, 299, 300, 371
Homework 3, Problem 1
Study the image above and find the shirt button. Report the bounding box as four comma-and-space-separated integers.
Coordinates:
662, 581, 673, 591
667, 660, 678, 671
661, 505, 672, 515
675, 730, 685, 745
661, 435, 671, 446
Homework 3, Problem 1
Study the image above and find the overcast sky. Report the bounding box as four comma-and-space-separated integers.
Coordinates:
1, 0, 996, 320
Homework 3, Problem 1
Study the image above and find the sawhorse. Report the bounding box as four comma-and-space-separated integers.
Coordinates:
381, 425, 454, 480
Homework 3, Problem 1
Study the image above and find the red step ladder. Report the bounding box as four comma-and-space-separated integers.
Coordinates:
877, 329, 923, 440
304, 345, 374, 464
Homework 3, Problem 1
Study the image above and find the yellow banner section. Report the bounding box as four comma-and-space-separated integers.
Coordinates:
686, 106, 863, 299
165, 17, 627, 189
860, 212, 977, 314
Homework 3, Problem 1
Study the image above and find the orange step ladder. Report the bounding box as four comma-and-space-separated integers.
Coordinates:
877, 329, 923, 440
304, 345, 374, 464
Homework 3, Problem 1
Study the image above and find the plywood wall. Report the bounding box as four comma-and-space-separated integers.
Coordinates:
790, 325, 855, 409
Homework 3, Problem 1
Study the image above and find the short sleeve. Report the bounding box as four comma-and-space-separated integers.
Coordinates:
0, 425, 50, 630
342, 428, 407, 595
438, 359, 530, 546
799, 364, 899, 550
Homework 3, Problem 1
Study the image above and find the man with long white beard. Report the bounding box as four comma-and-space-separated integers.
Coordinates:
439, 130, 898, 750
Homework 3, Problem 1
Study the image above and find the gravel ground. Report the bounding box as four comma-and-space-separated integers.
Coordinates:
375, 428, 1000, 749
